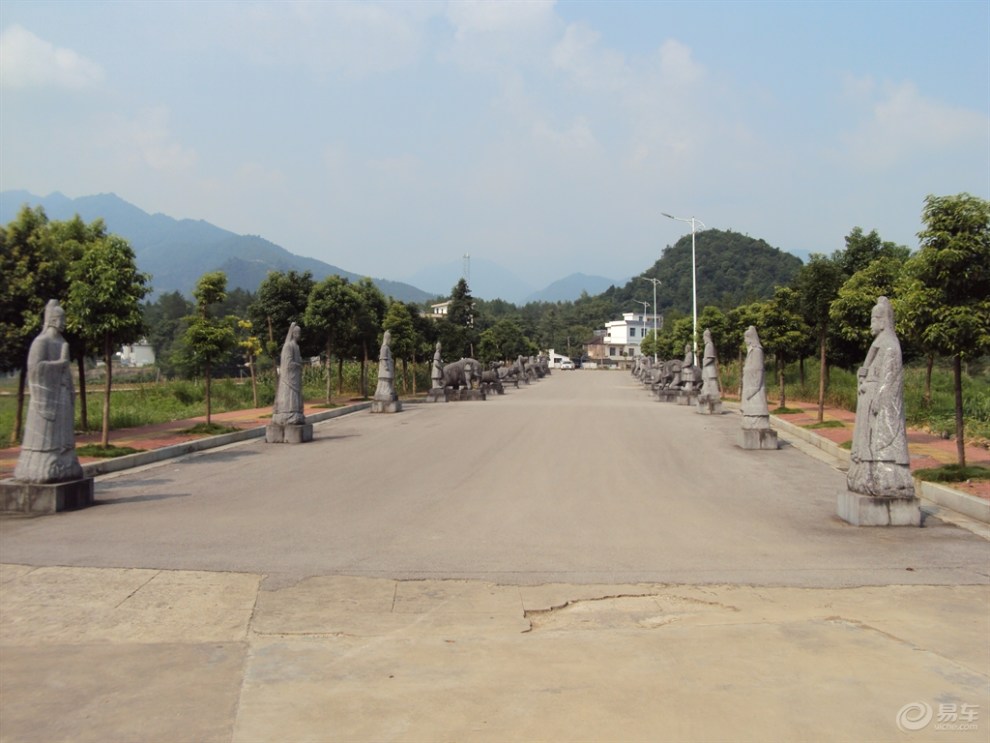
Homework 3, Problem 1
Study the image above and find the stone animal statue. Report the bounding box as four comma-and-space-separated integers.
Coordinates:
480, 366, 505, 395
441, 358, 482, 390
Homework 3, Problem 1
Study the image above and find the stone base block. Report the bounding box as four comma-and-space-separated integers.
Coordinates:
1, 477, 94, 514
696, 398, 723, 415
676, 392, 698, 406
265, 423, 313, 444
370, 399, 403, 413
426, 389, 447, 403
737, 428, 779, 450
655, 390, 676, 403
837, 491, 922, 527
452, 389, 486, 402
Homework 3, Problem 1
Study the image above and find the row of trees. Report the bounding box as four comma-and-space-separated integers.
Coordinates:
637, 194, 989, 466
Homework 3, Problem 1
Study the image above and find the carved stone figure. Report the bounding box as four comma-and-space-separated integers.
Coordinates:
699, 329, 720, 400
430, 342, 444, 390
737, 326, 777, 450
371, 330, 402, 413
740, 326, 770, 429
272, 323, 305, 426
441, 358, 481, 390
846, 297, 914, 498
13, 300, 83, 484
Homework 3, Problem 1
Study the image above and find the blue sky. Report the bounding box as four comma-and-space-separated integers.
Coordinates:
2, 1, 987, 289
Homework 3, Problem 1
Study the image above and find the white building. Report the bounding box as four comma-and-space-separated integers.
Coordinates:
602, 312, 662, 365
119, 338, 156, 367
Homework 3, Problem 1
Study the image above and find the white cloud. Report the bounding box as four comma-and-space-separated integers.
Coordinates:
106, 107, 197, 174
839, 78, 989, 168
532, 116, 598, 151
0, 25, 104, 90
446, 0, 557, 39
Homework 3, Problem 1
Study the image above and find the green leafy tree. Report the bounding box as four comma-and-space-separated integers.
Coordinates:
756, 287, 809, 408
444, 278, 479, 358
0, 206, 74, 442
829, 256, 906, 368
181, 271, 237, 425
905, 193, 990, 465
66, 234, 150, 447
305, 275, 358, 403
144, 291, 194, 378
237, 319, 263, 407
833, 227, 910, 277
795, 254, 845, 422
248, 270, 315, 365
351, 278, 388, 398
478, 318, 533, 363
382, 301, 417, 393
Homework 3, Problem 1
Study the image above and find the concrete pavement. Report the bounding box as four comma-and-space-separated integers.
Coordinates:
1, 370, 988, 741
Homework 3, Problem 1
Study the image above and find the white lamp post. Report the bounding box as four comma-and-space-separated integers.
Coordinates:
662, 212, 706, 359
638, 276, 661, 363
631, 300, 649, 359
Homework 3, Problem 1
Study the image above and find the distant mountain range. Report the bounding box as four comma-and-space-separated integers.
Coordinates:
0, 191, 619, 305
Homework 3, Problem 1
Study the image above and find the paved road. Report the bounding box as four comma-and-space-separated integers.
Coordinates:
2, 370, 985, 587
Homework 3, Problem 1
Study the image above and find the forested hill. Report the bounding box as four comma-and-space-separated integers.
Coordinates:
607, 229, 804, 314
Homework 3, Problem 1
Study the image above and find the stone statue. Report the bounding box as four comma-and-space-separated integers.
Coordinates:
371, 329, 401, 412
272, 322, 305, 426
740, 326, 770, 429
431, 342, 443, 390
847, 297, 913, 498
736, 326, 777, 449
700, 329, 720, 400
14, 300, 83, 484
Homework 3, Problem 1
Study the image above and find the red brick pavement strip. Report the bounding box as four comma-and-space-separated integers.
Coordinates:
0, 400, 366, 481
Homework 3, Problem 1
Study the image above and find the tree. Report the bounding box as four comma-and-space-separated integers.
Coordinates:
795, 254, 845, 422
0, 206, 74, 442
181, 271, 237, 425
755, 287, 809, 408
248, 270, 314, 366
66, 234, 150, 447
906, 193, 990, 466
478, 318, 534, 363
351, 278, 388, 398
829, 256, 905, 368
144, 291, 194, 378
237, 319, 263, 407
444, 278, 479, 358
833, 227, 910, 277
382, 301, 417, 393
304, 275, 358, 404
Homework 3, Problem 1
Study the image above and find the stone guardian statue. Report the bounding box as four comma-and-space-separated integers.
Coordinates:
737, 326, 777, 450
3, 300, 93, 512
265, 322, 313, 443
839, 297, 919, 525
371, 329, 402, 413
696, 328, 722, 414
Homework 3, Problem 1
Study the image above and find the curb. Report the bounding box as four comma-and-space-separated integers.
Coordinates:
81, 402, 371, 477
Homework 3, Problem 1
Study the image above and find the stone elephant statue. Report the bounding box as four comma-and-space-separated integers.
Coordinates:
442, 358, 482, 390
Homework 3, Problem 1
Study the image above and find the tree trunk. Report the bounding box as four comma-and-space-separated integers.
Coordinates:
337, 357, 344, 396
249, 357, 258, 407
361, 342, 368, 399
332, 341, 333, 405
737, 348, 744, 398
401, 358, 408, 394
102, 334, 112, 448
924, 355, 934, 406
778, 358, 786, 409
799, 357, 806, 387
205, 363, 213, 426
954, 354, 965, 467
816, 330, 827, 423
12, 367, 26, 444
77, 355, 89, 431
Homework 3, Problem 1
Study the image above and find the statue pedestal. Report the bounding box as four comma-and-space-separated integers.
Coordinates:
655, 389, 676, 403
426, 388, 447, 403
266, 423, 313, 444
837, 491, 922, 526
696, 398, 723, 415
676, 391, 698, 406
737, 428, 779, 450
371, 399, 402, 413
452, 389, 486, 402
1, 477, 94, 514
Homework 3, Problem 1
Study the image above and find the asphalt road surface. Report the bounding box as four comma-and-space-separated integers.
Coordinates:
2, 370, 986, 586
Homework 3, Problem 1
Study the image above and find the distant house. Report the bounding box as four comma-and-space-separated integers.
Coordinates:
119, 338, 155, 367
429, 300, 452, 320
596, 312, 662, 367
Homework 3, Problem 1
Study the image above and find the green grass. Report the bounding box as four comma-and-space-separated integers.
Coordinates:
804, 420, 846, 430
180, 423, 240, 436
839, 440, 852, 450
771, 407, 804, 415
76, 444, 144, 458
913, 464, 990, 483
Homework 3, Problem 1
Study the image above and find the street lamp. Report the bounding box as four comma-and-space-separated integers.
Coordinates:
630, 300, 649, 361
662, 212, 706, 360
637, 276, 661, 363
